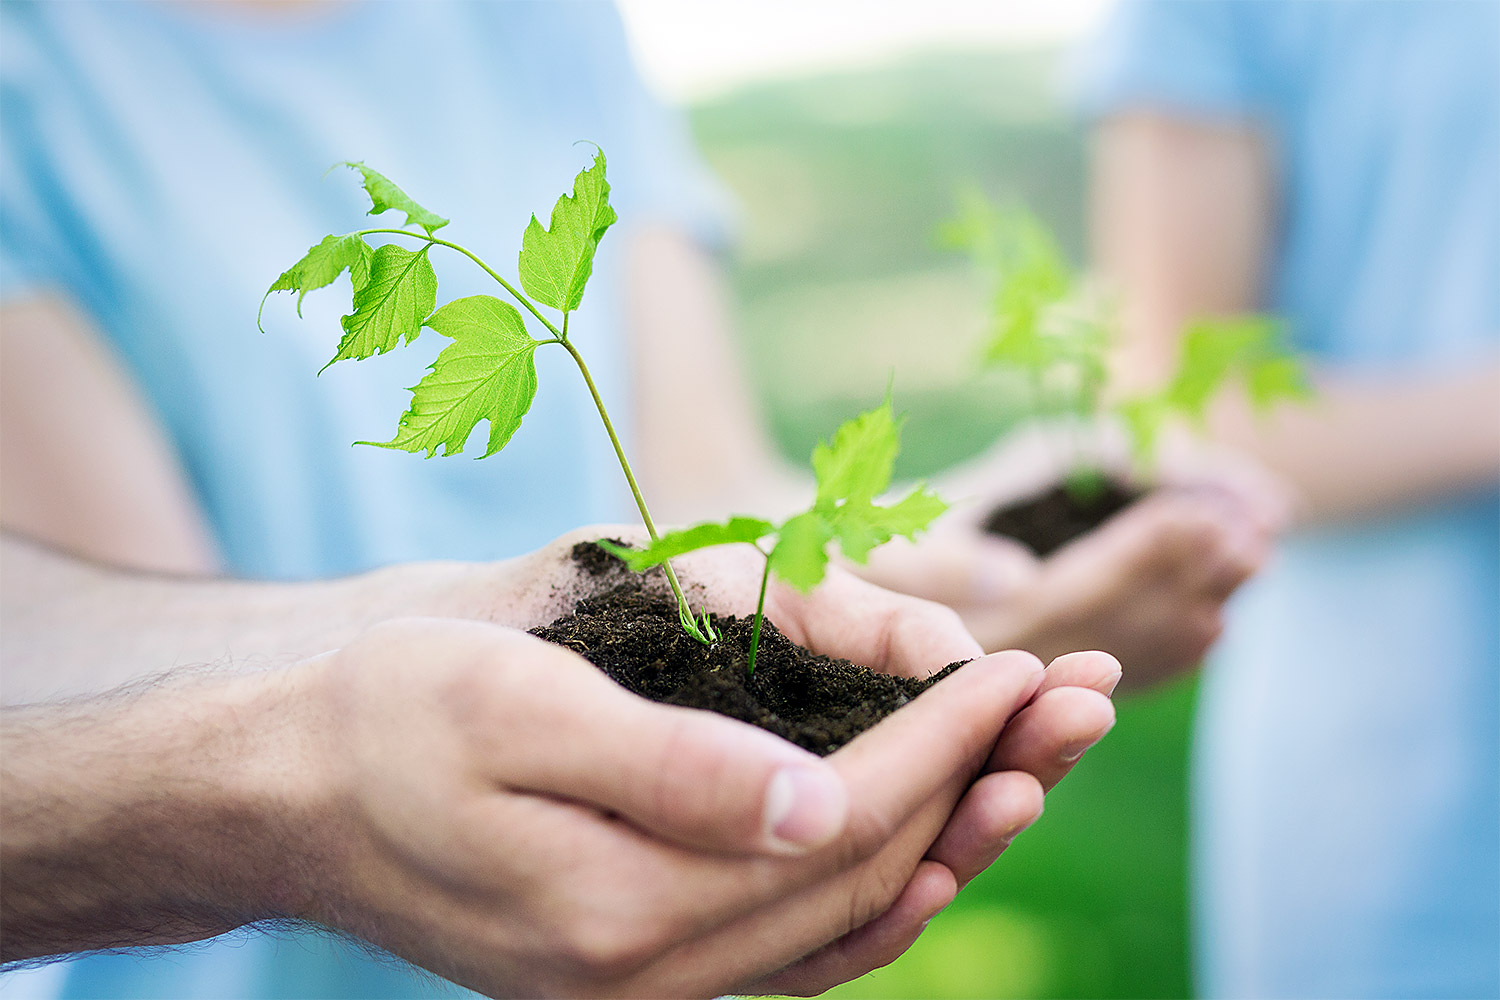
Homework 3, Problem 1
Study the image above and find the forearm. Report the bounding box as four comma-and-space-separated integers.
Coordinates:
1209, 358, 1500, 522
0, 535, 478, 704
0, 669, 319, 962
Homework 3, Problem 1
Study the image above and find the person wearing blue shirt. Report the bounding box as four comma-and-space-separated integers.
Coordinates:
1077, 2, 1500, 997
0, 0, 1283, 996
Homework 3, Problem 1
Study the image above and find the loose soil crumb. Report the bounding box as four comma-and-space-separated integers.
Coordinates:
983, 479, 1144, 557
532, 543, 965, 755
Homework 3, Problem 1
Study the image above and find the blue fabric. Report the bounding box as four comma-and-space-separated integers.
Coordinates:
0, 1, 727, 996
1077, 2, 1500, 997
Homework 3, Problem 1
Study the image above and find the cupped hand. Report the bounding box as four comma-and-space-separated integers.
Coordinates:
855, 439, 1280, 689
370, 527, 1122, 995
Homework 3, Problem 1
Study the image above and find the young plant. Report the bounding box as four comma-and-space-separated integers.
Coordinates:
599, 398, 946, 675
941, 194, 1112, 497
944, 192, 1308, 486
259, 150, 719, 644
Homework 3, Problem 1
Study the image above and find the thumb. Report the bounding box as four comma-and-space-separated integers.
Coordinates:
501, 637, 849, 856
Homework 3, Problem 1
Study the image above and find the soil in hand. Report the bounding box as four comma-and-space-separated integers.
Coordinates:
530, 542, 965, 756
983, 479, 1145, 558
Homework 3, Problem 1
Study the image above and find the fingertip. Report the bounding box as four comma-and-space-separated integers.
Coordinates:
1042, 650, 1123, 696
910, 860, 960, 925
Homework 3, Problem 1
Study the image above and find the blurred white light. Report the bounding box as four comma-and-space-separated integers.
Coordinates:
617, 0, 1112, 103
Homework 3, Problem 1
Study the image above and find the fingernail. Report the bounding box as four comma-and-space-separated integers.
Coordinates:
1060, 739, 1097, 763
764, 764, 849, 853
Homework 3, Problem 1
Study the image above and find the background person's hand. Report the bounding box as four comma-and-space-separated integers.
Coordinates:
851, 428, 1282, 689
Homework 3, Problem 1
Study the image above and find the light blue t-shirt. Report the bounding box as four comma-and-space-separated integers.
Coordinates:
1077, 2, 1500, 998
0, 1, 726, 996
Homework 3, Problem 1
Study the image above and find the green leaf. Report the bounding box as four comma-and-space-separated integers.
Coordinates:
1247, 355, 1313, 409
260, 234, 374, 329
769, 511, 834, 592
517, 148, 618, 312
326, 244, 438, 369
812, 400, 901, 508
364, 295, 539, 458
340, 162, 448, 234
828, 486, 947, 563
1166, 315, 1307, 422
597, 516, 776, 572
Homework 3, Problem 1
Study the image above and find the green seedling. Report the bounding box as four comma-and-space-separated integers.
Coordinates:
600, 398, 946, 675
944, 192, 1309, 486
260, 150, 721, 643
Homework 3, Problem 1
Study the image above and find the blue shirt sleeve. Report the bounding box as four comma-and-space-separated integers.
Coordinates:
491, 2, 737, 251
1070, 0, 1270, 120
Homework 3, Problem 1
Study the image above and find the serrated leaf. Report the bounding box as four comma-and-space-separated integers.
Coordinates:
260, 234, 374, 329
769, 511, 834, 592
364, 296, 539, 458
326, 244, 438, 369
829, 486, 947, 563
597, 517, 775, 573
517, 148, 617, 312
340, 161, 448, 234
812, 401, 901, 508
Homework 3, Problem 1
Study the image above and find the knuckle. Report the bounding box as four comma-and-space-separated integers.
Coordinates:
839, 805, 901, 869
555, 905, 664, 985
845, 859, 911, 936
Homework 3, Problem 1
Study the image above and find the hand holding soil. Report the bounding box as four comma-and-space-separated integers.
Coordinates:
290, 617, 1113, 998
858, 480, 1275, 689
2, 527, 1117, 998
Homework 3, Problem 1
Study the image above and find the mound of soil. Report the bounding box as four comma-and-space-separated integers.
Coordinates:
983, 479, 1145, 558
530, 542, 964, 756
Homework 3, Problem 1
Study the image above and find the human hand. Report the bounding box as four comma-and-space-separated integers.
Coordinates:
269, 612, 1108, 998
278, 531, 1117, 997
854, 430, 1282, 689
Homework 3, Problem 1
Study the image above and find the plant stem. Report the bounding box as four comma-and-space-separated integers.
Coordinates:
557, 337, 714, 644
747, 553, 772, 676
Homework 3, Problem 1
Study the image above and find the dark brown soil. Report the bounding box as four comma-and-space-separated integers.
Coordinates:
530, 542, 965, 756
983, 479, 1145, 558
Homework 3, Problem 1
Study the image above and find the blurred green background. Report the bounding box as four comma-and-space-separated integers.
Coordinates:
688, 49, 1200, 1000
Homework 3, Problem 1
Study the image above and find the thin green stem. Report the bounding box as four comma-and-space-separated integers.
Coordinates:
557, 338, 715, 644
747, 554, 772, 676
356, 227, 713, 643
355, 228, 563, 339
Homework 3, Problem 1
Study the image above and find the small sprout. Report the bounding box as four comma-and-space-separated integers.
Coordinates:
601, 398, 946, 675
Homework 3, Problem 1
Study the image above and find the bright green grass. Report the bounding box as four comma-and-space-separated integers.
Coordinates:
689, 49, 1200, 999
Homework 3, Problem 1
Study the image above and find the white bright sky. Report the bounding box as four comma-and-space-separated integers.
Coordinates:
617, 0, 1113, 104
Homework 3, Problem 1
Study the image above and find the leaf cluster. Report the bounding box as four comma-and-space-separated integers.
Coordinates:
601, 399, 947, 593
945, 192, 1311, 473
261, 152, 618, 459
943, 194, 1110, 418
1119, 315, 1313, 465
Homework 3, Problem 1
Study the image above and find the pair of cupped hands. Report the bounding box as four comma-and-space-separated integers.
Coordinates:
300, 446, 1281, 999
